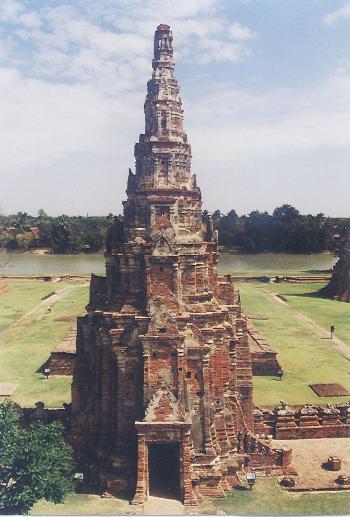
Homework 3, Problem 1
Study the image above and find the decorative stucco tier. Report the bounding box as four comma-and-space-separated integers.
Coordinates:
71, 24, 262, 506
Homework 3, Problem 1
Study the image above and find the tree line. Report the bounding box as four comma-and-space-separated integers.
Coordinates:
0, 205, 348, 254
0, 210, 112, 254
206, 204, 348, 254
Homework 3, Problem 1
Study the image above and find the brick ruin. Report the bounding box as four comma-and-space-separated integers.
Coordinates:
0, 277, 9, 295
247, 322, 281, 376
71, 25, 288, 505
254, 402, 350, 440
321, 227, 350, 302
49, 328, 76, 375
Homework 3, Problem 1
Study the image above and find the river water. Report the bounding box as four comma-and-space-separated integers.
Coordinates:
0, 252, 337, 276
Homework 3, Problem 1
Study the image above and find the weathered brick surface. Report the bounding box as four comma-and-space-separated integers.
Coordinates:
70, 25, 276, 506
49, 352, 75, 375
254, 402, 350, 439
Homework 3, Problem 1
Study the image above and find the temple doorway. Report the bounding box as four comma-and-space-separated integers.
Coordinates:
148, 443, 180, 499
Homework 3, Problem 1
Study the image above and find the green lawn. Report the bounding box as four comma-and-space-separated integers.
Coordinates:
31, 493, 129, 516
0, 280, 56, 333
31, 478, 350, 515
229, 269, 331, 277
0, 279, 88, 407
263, 281, 350, 346
201, 477, 350, 515
238, 282, 350, 406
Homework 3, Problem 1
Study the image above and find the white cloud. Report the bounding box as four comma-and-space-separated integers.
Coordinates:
19, 12, 42, 29
0, 0, 258, 89
0, 68, 141, 173
197, 38, 250, 63
324, 3, 350, 25
1, 1, 348, 216
0, 0, 24, 23
187, 67, 350, 164
228, 21, 258, 41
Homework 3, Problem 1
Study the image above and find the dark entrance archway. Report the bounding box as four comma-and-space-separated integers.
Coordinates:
148, 443, 180, 499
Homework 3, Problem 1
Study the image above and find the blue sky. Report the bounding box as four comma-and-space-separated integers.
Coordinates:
1, 0, 350, 216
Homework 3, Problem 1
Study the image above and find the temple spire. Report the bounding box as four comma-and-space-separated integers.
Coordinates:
153, 24, 174, 70
134, 24, 191, 192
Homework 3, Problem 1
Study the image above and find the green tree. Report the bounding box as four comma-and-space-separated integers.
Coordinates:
8, 212, 31, 232
241, 211, 275, 252
217, 210, 239, 248
51, 216, 73, 253
0, 400, 74, 515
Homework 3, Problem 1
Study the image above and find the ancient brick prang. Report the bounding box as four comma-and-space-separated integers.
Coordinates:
321, 227, 350, 302
71, 24, 255, 505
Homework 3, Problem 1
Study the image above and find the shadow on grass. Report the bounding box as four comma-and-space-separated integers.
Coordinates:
303, 269, 333, 275
280, 290, 330, 300
76, 483, 131, 502
36, 357, 50, 374
235, 485, 251, 491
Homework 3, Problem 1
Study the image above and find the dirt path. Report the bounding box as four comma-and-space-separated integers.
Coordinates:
273, 437, 350, 490
142, 496, 185, 515
260, 288, 350, 361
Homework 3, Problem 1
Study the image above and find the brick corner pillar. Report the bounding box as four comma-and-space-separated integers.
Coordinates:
280, 446, 293, 467
182, 429, 197, 506
131, 432, 148, 505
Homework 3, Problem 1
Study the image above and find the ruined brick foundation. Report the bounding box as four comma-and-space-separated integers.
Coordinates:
254, 402, 350, 440
71, 25, 281, 505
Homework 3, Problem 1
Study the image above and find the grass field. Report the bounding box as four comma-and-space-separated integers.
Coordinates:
229, 269, 331, 277
263, 281, 350, 346
0, 279, 88, 407
238, 281, 350, 406
31, 493, 129, 516
1, 278, 349, 408
0, 280, 56, 332
30, 477, 350, 515
201, 477, 350, 515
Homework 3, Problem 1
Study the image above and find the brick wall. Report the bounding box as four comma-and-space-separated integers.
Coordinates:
254, 403, 350, 439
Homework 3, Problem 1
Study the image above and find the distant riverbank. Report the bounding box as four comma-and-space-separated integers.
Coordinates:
0, 252, 337, 277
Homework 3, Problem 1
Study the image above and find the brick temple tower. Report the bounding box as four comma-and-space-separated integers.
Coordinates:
322, 227, 350, 302
71, 24, 254, 505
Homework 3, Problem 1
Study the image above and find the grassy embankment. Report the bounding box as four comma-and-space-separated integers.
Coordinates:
31, 477, 350, 515
0, 279, 88, 407
238, 280, 350, 406
218, 252, 336, 278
